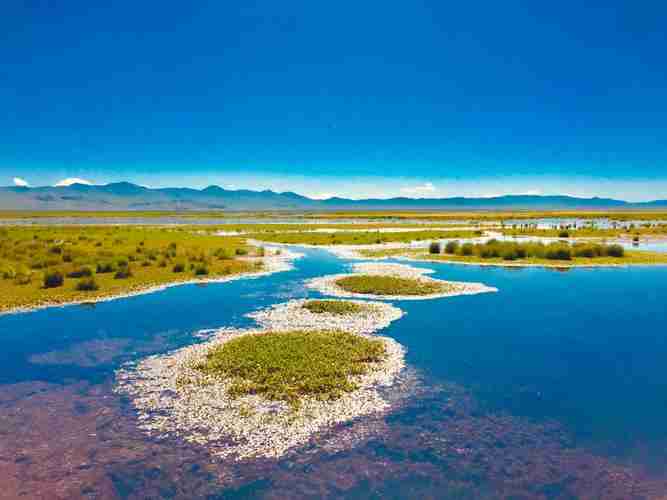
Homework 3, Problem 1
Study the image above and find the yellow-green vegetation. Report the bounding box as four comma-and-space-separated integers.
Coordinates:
360, 243, 667, 267
197, 330, 386, 408
335, 275, 448, 296
302, 299, 364, 315
0, 226, 259, 313
247, 229, 482, 245
500, 224, 667, 239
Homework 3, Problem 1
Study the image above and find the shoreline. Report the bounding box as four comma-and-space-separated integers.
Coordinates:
0, 247, 303, 318
114, 299, 409, 460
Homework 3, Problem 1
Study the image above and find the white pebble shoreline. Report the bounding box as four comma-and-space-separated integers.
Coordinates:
114, 298, 408, 460
247, 298, 404, 335
306, 262, 497, 301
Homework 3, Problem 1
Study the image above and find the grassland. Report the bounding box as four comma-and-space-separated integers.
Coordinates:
499, 224, 667, 239
335, 275, 449, 296
299, 210, 667, 221
302, 299, 365, 315
246, 229, 482, 245
0, 226, 260, 313
197, 330, 386, 408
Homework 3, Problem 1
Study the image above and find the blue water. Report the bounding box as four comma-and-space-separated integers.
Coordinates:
2, 247, 667, 497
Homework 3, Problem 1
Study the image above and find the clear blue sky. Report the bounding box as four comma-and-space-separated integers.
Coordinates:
2, 1, 666, 200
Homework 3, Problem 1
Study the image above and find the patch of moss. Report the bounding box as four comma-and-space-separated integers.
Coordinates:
198, 330, 386, 408
335, 274, 447, 296
302, 299, 364, 315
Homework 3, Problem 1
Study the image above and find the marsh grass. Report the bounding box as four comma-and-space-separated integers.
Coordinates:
302, 299, 365, 315
249, 229, 481, 246
335, 275, 447, 296
0, 226, 256, 312
198, 330, 386, 408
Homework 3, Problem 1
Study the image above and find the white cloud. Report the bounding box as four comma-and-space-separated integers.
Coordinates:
13, 177, 30, 187
310, 192, 336, 200
54, 177, 93, 187
399, 182, 437, 196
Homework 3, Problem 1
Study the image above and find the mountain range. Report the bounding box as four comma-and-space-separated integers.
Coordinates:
1, 182, 666, 211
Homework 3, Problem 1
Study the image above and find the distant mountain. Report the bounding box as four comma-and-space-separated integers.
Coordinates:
0, 182, 665, 212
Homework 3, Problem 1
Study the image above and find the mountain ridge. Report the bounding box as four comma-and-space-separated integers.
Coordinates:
1, 182, 666, 211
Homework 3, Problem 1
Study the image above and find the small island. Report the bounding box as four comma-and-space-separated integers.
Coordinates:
306, 262, 497, 300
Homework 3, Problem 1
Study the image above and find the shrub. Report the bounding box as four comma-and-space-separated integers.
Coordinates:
67, 266, 93, 278
606, 244, 625, 257
172, 262, 185, 273
194, 264, 209, 276
43, 270, 64, 288
558, 230, 570, 238
428, 242, 441, 254
14, 272, 32, 285
444, 240, 459, 254
114, 267, 133, 279
96, 262, 116, 273
545, 245, 572, 260
235, 248, 248, 256
460, 243, 474, 256
76, 277, 99, 291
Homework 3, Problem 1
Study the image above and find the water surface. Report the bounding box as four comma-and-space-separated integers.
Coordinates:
1, 248, 666, 498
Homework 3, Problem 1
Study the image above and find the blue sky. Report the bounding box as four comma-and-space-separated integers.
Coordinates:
2, 1, 667, 201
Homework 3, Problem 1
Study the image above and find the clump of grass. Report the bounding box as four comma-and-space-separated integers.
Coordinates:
76, 277, 99, 291
194, 264, 209, 276
114, 267, 133, 279
302, 300, 364, 315
335, 275, 446, 296
43, 270, 64, 288
197, 330, 386, 408
67, 266, 93, 278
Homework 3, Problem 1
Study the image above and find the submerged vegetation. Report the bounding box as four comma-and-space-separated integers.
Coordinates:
197, 330, 386, 408
0, 226, 259, 313
335, 275, 447, 296
302, 299, 364, 315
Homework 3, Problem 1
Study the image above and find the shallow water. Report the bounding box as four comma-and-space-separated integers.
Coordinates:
1, 248, 667, 498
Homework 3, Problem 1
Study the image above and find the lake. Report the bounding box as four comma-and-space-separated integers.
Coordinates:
1, 247, 666, 498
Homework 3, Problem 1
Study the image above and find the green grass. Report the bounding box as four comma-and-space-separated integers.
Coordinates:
197, 330, 386, 408
302, 299, 365, 315
335, 274, 448, 296
248, 229, 482, 245
0, 226, 260, 312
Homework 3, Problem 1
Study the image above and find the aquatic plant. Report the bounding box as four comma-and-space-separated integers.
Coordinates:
198, 330, 386, 408
302, 300, 364, 315
335, 275, 447, 296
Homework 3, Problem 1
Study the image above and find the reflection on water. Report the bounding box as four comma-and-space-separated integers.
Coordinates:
1, 248, 667, 498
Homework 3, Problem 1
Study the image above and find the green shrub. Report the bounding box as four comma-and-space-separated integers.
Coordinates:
114, 267, 133, 279
76, 277, 99, 291
545, 245, 572, 260
67, 266, 93, 278
14, 272, 32, 285
43, 270, 64, 288
172, 262, 185, 273
444, 240, 459, 254
96, 262, 116, 273
235, 248, 248, 256
606, 244, 625, 257
194, 264, 209, 276
428, 242, 441, 254
460, 243, 474, 256
558, 230, 570, 238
